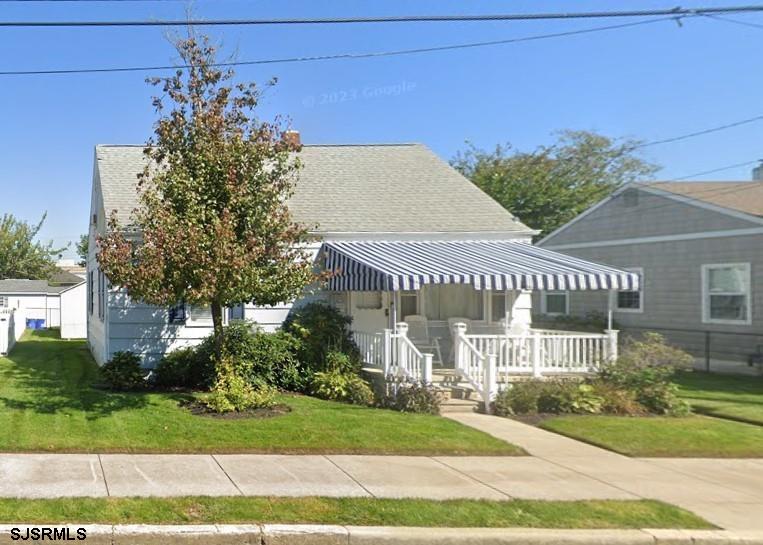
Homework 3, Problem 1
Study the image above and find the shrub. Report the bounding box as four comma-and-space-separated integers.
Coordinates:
283, 302, 361, 374
311, 369, 375, 406
196, 322, 305, 391
493, 379, 602, 416
589, 381, 648, 416
381, 380, 442, 415
154, 347, 211, 389
100, 351, 146, 391
600, 332, 693, 415
203, 358, 278, 413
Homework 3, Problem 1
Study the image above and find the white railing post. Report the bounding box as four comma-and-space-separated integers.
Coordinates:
483, 353, 497, 413
532, 331, 542, 378
452, 322, 468, 371
382, 328, 392, 376
605, 329, 619, 363
423, 353, 433, 384
395, 322, 409, 377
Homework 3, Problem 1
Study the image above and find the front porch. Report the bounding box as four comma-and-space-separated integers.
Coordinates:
320, 239, 637, 408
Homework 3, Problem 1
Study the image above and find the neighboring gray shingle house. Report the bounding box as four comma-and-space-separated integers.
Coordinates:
538, 180, 763, 371
87, 142, 537, 366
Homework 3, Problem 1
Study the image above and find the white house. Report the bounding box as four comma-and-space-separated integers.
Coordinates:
87, 137, 637, 404
0, 278, 87, 339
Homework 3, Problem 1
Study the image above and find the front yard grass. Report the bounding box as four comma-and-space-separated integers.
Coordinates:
0, 330, 520, 455
675, 371, 763, 426
540, 415, 763, 457
0, 497, 712, 529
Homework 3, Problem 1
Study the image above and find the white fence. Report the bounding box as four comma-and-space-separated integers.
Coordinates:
0, 309, 26, 355
353, 323, 433, 383
452, 322, 618, 408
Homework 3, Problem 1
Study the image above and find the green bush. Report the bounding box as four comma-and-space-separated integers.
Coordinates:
203, 359, 278, 413
600, 332, 692, 415
381, 380, 442, 415
283, 302, 361, 375
493, 379, 602, 416
589, 381, 648, 416
311, 369, 375, 406
154, 347, 212, 389
101, 351, 146, 391
196, 322, 305, 391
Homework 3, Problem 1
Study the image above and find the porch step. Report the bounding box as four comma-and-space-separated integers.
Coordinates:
440, 397, 480, 414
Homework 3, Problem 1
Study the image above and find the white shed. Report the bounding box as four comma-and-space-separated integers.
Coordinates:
0, 278, 87, 339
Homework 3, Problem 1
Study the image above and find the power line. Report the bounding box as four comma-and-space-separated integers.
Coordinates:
635, 114, 763, 149
699, 12, 763, 28
0, 5, 762, 27
0, 18, 670, 76
672, 159, 760, 180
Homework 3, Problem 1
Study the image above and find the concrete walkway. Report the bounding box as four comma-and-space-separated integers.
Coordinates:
1, 415, 762, 531
447, 413, 763, 532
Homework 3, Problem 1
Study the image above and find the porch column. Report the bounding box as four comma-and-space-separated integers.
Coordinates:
509, 289, 533, 334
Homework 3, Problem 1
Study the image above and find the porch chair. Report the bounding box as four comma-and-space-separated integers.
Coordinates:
404, 315, 443, 365
447, 317, 473, 333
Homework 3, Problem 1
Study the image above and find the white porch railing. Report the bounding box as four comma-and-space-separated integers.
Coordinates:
353, 323, 433, 383
452, 322, 618, 410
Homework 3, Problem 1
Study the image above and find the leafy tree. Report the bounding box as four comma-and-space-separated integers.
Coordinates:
75, 234, 88, 267
0, 213, 65, 280
452, 130, 658, 237
97, 33, 315, 363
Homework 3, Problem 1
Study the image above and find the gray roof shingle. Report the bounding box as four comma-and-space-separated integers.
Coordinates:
0, 279, 76, 294
95, 143, 532, 235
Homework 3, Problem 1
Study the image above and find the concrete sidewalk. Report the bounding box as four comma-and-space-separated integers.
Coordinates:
447, 413, 763, 532
0, 415, 761, 531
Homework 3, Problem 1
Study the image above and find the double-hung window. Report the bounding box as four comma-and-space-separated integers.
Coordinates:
702, 263, 751, 324
542, 291, 569, 316
616, 267, 643, 313
168, 301, 186, 324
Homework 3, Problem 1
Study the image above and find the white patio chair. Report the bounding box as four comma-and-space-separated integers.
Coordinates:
404, 314, 443, 365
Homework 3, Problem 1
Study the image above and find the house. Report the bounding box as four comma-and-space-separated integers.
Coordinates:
0, 276, 87, 339
538, 179, 763, 373
87, 136, 637, 402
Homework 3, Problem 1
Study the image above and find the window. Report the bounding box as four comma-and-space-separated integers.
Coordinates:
616, 267, 643, 313
542, 291, 569, 315
228, 304, 245, 321
88, 271, 94, 315
168, 301, 186, 324
188, 305, 214, 326
355, 291, 382, 310
0, 296, 7, 308
702, 263, 751, 324
491, 291, 507, 323
399, 291, 418, 320
423, 284, 483, 321
97, 271, 106, 320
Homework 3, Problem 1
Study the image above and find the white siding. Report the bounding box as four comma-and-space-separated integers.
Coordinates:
60, 283, 87, 339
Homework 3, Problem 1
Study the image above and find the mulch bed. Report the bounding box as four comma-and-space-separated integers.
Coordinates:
181, 400, 292, 420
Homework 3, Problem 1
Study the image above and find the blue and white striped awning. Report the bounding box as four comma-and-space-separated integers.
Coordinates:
321, 240, 639, 292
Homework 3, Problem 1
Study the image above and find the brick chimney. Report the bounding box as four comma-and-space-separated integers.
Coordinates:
283, 130, 301, 149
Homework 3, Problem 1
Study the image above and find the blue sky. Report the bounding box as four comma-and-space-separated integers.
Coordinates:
2, 0, 762, 258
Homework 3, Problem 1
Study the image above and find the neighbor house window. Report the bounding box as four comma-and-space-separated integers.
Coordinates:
168, 302, 186, 324
702, 263, 751, 324
399, 291, 418, 320
542, 291, 569, 316
355, 291, 382, 310
616, 268, 643, 313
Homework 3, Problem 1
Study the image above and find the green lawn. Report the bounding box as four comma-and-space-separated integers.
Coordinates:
0, 330, 520, 455
0, 497, 712, 529
676, 371, 763, 426
541, 415, 763, 457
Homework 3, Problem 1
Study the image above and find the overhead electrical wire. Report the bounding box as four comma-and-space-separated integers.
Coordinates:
0, 5, 762, 27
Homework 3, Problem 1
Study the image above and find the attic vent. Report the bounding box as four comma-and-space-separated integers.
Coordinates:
622, 189, 639, 207
92, 213, 98, 225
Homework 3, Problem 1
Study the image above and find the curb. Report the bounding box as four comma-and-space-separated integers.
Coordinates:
0, 524, 761, 545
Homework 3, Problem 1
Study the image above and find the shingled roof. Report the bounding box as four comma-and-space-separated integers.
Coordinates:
94, 144, 532, 235
0, 279, 76, 295
650, 181, 763, 218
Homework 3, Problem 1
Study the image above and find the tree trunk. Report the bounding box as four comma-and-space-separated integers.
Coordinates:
211, 300, 225, 365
